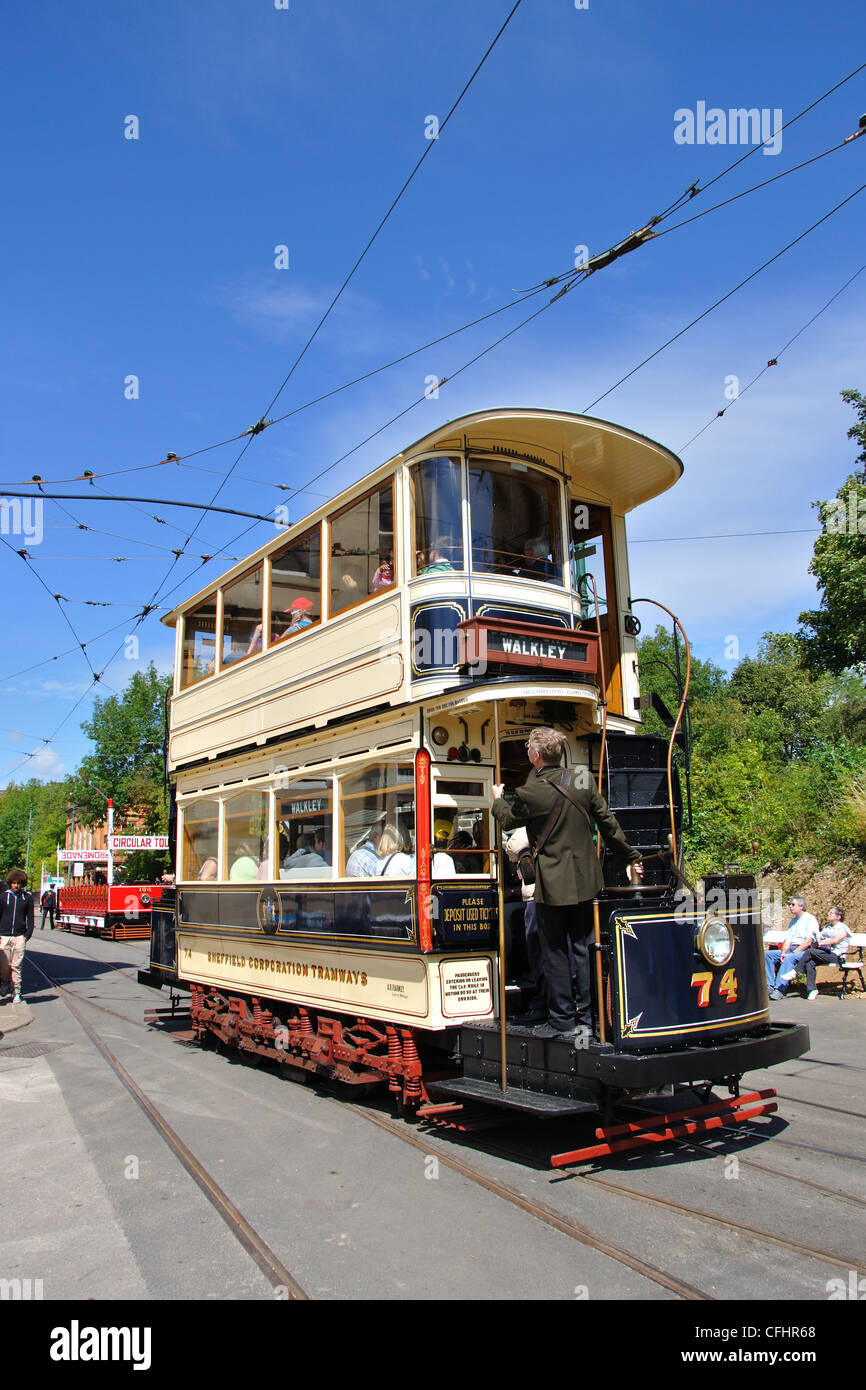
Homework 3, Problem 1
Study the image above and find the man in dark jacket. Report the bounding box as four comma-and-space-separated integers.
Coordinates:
40, 886, 57, 930
0, 870, 36, 1005
492, 728, 643, 1040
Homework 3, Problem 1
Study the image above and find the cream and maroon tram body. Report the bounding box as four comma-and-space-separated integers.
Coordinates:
145, 410, 808, 1121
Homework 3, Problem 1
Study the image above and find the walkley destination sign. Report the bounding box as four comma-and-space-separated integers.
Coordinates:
458, 617, 598, 677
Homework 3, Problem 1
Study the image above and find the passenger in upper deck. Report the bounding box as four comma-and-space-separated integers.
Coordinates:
419, 539, 455, 575
246, 596, 315, 655
371, 555, 394, 591
517, 537, 554, 580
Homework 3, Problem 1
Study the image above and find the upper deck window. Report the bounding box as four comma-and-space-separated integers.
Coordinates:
180, 598, 218, 689
468, 460, 562, 584
270, 526, 321, 648
411, 456, 464, 576
329, 482, 395, 616
221, 563, 264, 669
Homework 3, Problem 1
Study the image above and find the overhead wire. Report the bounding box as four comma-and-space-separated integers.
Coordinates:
678, 260, 866, 452
582, 178, 866, 413
7, 54, 864, 775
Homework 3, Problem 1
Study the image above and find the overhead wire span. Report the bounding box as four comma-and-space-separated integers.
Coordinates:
678, 260, 866, 452
583, 179, 866, 413
150, 0, 528, 596
7, 58, 864, 758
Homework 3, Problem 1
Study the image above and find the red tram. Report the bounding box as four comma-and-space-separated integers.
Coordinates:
58, 882, 164, 942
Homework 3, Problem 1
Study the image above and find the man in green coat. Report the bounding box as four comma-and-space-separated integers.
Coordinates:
492, 727, 643, 1040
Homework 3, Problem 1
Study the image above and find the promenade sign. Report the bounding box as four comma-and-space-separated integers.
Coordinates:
107, 834, 169, 851
58, 849, 107, 863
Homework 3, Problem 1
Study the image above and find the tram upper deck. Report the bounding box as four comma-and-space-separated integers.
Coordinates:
165, 410, 682, 774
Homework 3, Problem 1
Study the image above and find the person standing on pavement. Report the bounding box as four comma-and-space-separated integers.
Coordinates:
40, 886, 57, 930
491, 728, 644, 1041
0, 870, 36, 1005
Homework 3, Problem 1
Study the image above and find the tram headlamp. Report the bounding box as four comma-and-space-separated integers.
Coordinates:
696, 914, 734, 967
431, 726, 449, 746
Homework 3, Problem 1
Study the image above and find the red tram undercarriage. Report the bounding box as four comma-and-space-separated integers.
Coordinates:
188, 985, 795, 1161
190, 985, 426, 1107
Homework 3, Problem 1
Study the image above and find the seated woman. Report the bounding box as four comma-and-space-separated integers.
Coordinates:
229, 842, 259, 881
376, 824, 456, 877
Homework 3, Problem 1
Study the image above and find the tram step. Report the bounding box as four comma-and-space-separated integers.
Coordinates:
426, 1076, 598, 1118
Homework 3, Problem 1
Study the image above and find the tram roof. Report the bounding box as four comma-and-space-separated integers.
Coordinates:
164, 409, 682, 625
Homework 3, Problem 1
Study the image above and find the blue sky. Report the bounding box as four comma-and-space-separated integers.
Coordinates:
2, 0, 864, 786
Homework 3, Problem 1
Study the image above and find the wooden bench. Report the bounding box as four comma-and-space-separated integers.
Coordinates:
835, 933, 866, 1000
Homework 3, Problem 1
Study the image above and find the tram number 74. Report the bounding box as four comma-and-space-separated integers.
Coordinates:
690, 970, 738, 1007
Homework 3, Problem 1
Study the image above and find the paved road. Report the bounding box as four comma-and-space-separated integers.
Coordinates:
2, 930, 863, 1310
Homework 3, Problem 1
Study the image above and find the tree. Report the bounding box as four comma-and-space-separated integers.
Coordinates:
0, 778, 72, 879
799, 389, 866, 674
636, 625, 727, 738
75, 664, 171, 828
726, 631, 834, 760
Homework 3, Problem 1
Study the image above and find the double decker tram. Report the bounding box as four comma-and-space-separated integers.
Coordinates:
143, 409, 808, 1161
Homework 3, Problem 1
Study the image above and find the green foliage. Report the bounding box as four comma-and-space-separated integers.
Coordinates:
75, 664, 170, 827
727, 631, 835, 760
636, 625, 727, 738
0, 778, 72, 881
637, 623, 866, 875
799, 389, 866, 674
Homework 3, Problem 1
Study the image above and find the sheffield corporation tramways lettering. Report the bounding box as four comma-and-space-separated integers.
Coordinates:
206, 950, 367, 986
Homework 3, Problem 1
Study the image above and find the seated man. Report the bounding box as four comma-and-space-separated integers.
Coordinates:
785, 906, 851, 1001
766, 895, 819, 999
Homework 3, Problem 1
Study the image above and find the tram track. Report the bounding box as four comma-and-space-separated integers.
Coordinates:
349, 1101, 715, 1301
23, 942, 865, 1296
24, 955, 309, 1302
397, 1120, 866, 1277
25, 950, 714, 1301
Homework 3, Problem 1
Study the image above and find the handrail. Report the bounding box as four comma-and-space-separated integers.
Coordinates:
630, 598, 692, 865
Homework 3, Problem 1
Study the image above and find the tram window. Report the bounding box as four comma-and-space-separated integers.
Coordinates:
221, 564, 264, 668
270, 528, 321, 647
432, 807, 490, 876
225, 791, 268, 881
411, 457, 463, 576
180, 799, 219, 881
329, 483, 395, 616
180, 598, 218, 688
570, 501, 611, 622
341, 763, 415, 877
277, 779, 333, 880
468, 461, 562, 583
